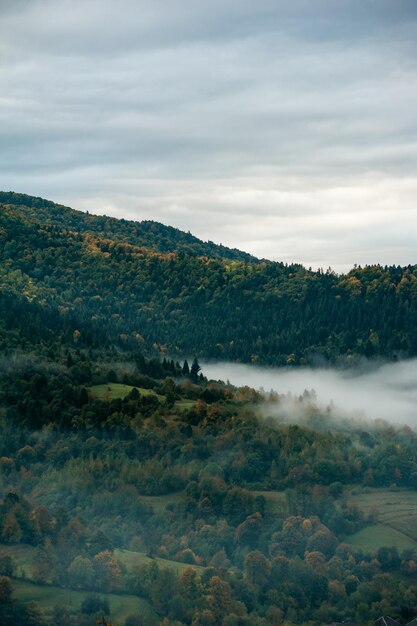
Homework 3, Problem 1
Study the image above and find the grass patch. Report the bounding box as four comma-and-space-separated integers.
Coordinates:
348, 488, 417, 541
89, 383, 195, 412
345, 524, 417, 552
12, 579, 158, 624
89, 383, 164, 402
0, 544, 36, 578
0, 541, 204, 590
174, 399, 195, 411
115, 548, 205, 575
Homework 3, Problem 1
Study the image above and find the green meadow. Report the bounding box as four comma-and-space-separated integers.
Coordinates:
88, 383, 164, 402
12, 580, 158, 624
345, 488, 417, 551
346, 524, 417, 552
88, 383, 195, 411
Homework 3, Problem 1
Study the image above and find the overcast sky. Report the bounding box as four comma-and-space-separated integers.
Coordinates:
1, 0, 417, 271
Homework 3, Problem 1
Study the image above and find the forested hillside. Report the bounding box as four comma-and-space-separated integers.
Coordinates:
0, 192, 256, 263
1, 312, 417, 625
2, 193, 417, 624
2, 193, 417, 365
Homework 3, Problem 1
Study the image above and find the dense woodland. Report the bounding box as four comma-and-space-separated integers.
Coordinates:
2, 192, 417, 365
1, 193, 417, 625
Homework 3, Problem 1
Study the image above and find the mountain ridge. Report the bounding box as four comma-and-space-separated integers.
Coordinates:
1, 191, 417, 365
0, 191, 259, 264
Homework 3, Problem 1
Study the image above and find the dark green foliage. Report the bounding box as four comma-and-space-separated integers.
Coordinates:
190, 358, 201, 382
0, 577, 46, 625
80, 593, 110, 615
2, 193, 417, 364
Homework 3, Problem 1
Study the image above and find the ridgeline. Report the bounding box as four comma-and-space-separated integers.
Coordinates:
1, 192, 417, 364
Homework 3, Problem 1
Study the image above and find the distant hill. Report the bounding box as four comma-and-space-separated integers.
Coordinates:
0, 191, 257, 263
1, 191, 417, 364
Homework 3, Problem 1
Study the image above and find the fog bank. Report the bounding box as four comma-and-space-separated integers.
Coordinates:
202, 359, 417, 426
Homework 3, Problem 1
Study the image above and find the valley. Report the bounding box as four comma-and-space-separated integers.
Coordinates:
1, 194, 417, 625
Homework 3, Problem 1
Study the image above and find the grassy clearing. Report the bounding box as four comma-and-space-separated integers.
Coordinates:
88, 383, 193, 411
12, 579, 158, 624
348, 488, 417, 541
0, 541, 204, 589
115, 548, 205, 575
345, 524, 417, 552
89, 383, 165, 402
174, 399, 195, 411
0, 543, 36, 578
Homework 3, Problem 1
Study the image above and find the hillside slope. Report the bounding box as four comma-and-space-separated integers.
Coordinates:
0, 191, 256, 262
1, 192, 417, 364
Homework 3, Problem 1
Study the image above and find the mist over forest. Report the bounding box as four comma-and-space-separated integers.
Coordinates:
203, 359, 417, 426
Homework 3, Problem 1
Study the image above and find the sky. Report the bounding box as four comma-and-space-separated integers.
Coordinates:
1, 0, 417, 272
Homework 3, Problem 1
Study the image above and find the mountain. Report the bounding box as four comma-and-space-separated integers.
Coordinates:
2, 192, 417, 626
0, 191, 256, 262
1, 191, 417, 364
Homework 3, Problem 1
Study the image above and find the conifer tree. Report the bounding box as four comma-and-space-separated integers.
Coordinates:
190, 357, 201, 381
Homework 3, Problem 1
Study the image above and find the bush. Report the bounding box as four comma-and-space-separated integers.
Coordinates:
80, 594, 110, 615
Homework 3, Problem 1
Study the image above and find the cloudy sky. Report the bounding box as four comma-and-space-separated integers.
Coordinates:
1, 0, 417, 271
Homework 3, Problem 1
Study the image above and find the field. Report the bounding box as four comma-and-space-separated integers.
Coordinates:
89, 383, 165, 402
88, 383, 195, 411
0, 541, 205, 622
0, 543, 35, 578
345, 524, 417, 552
174, 399, 196, 410
345, 488, 417, 551
12, 579, 158, 624
115, 548, 205, 575
0, 541, 204, 577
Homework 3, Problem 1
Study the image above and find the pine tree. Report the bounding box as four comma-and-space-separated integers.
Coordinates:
190, 357, 201, 382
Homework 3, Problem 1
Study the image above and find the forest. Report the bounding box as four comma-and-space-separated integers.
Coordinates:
2, 192, 417, 366
1, 194, 417, 625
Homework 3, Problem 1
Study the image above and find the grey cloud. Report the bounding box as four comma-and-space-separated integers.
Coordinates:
3, 1, 417, 54
1, 0, 417, 270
